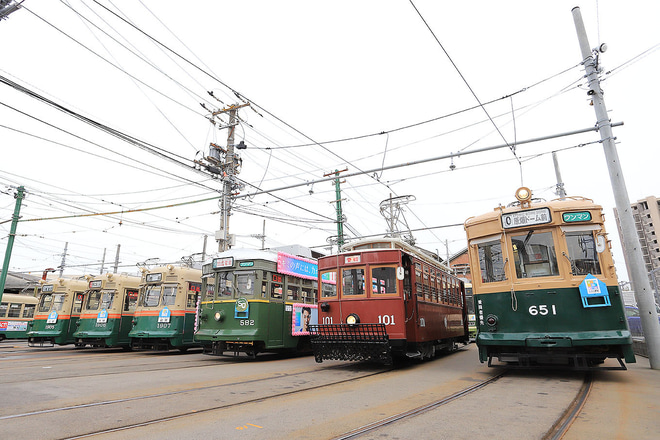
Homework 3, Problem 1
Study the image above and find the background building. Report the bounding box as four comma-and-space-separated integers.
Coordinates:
614, 195, 660, 305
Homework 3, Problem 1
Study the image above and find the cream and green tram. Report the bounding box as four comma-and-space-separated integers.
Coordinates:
73, 273, 141, 348
1, 293, 38, 340
464, 187, 634, 369
129, 264, 202, 351
28, 277, 88, 346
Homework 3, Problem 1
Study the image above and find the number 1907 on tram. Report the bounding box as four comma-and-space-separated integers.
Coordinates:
464, 187, 635, 369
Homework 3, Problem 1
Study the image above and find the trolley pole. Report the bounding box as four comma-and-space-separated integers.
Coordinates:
0, 185, 25, 304
573, 7, 660, 368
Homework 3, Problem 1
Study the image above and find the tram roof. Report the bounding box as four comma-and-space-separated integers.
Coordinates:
464, 196, 603, 229
203, 248, 280, 266
341, 237, 451, 271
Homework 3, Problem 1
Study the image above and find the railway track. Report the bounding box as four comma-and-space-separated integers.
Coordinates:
1, 344, 597, 440
329, 370, 592, 440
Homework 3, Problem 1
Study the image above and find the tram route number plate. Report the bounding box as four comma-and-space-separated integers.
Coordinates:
502, 207, 551, 229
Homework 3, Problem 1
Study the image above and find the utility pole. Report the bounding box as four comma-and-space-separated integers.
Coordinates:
113, 244, 121, 274
202, 102, 250, 252
0, 185, 24, 304
201, 235, 207, 263
58, 242, 68, 277
552, 152, 567, 199
250, 220, 266, 250
573, 7, 660, 369
99, 248, 106, 274
324, 169, 347, 251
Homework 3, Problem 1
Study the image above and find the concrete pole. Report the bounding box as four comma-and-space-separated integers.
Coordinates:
552, 152, 567, 199
573, 7, 660, 369
113, 244, 121, 274
58, 242, 68, 277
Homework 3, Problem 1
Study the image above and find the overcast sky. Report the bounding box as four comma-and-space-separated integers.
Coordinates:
1, 1, 658, 282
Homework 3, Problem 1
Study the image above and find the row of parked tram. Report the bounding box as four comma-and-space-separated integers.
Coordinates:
4, 188, 637, 370
25, 265, 202, 351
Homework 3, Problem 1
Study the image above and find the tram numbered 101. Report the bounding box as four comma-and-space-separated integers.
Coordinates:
195, 249, 318, 358
309, 237, 469, 365
464, 187, 635, 369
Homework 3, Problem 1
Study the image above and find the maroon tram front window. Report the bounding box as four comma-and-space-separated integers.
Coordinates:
342, 267, 365, 296
371, 266, 397, 295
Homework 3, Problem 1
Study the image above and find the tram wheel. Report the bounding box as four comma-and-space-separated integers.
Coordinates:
245, 350, 258, 359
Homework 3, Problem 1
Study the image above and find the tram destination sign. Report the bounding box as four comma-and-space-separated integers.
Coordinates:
501, 207, 551, 229
562, 211, 592, 223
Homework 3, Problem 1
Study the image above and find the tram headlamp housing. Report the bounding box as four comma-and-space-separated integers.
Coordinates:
214, 311, 225, 322
486, 314, 498, 329
320, 302, 330, 312
515, 187, 532, 208
346, 313, 360, 327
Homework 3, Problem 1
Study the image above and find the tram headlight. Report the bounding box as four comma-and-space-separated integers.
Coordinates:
214, 311, 225, 322
346, 313, 360, 327
515, 187, 533, 208
320, 302, 330, 312
486, 314, 498, 328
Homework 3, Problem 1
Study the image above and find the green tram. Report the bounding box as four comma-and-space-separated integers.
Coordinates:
27, 277, 88, 347
0, 293, 37, 341
73, 273, 141, 348
464, 187, 635, 369
129, 264, 202, 351
196, 249, 318, 358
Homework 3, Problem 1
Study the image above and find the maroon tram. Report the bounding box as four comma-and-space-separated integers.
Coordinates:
310, 238, 469, 364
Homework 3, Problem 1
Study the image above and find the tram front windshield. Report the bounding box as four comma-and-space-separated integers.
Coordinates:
84, 290, 115, 310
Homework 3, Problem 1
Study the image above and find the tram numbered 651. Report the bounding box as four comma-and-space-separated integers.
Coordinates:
464, 187, 635, 369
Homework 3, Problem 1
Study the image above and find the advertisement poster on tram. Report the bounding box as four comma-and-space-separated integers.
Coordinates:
292, 303, 318, 335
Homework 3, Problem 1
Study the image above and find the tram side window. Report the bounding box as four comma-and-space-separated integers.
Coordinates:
342, 267, 365, 296
8, 303, 22, 318
85, 291, 102, 310
511, 231, 559, 279
477, 240, 507, 283
39, 294, 54, 312
23, 304, 35, 318
73, 293, 84, 314
142, 285, 161, 307
565, 232, 602, 275
286, 276, 300, 301
320, 270, 337, 298
0, 302, 6, 317
162, 285, 177, 306
124, 289, 138, 312
271, 282, 283, 299
202, 275, 215, 301
371, 266, 397, 295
